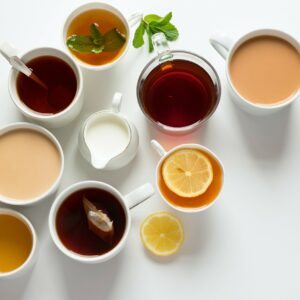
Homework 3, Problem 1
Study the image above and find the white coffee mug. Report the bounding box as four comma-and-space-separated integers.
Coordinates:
210, 29, 300, 115
151, 140, 224, 213
49, 180, 154, 263
0, 208, 38, 279
0, 122, 64, 206
8, 46, 84, 128
62, 2, 142, 70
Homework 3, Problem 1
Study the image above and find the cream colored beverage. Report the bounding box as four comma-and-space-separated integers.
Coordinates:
230, 36, 300, 104
0, 129, 61, 201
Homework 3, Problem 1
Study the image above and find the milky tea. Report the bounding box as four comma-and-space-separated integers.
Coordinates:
229, 35, 300, 105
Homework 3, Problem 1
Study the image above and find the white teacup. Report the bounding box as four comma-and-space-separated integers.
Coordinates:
62, 2, 142, 70
210, 29, 300, 115
0, 122, 64, 206
151, 140, 224, 213
0, 208, 38, 279
8, 46, 83, 128
49, 180, 154, 263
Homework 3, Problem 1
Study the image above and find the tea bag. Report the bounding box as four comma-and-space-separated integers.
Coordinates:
83, 197, 114, 243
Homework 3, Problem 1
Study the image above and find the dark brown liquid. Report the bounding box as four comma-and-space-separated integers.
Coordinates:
139, 59, 218, 128
17, 56, 77, 114
56, 188, 126, 256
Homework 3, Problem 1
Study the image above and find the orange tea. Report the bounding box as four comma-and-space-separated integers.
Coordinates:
0, 214, 33, 272
66, 9, 127, 66
159, 148, 223, 209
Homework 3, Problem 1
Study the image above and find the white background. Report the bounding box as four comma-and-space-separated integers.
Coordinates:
0, 0, 300, 299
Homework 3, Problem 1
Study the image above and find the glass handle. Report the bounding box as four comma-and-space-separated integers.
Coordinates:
152, 33, 173, 62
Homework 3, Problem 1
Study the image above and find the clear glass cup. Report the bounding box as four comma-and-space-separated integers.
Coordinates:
137, 33, 221, 134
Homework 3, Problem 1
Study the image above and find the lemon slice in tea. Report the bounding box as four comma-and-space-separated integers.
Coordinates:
140, 212, 184, 256
162, 149, 213, 198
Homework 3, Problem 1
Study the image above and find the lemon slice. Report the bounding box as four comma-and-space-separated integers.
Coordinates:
162, 149, 213, 198
140, 212, 184, 256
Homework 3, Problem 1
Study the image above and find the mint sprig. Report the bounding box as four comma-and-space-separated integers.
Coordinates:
66, 23, 126, 54
133, 12, 179, 52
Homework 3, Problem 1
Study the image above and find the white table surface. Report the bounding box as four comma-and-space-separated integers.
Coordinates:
1, 0, 300, 299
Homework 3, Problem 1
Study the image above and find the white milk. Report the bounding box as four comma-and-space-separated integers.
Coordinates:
85, 114, 130, 168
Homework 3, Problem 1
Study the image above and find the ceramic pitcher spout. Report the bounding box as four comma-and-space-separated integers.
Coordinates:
91, 156, 111, 170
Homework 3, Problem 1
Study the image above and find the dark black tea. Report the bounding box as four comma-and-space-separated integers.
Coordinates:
139, 59, 217, 128
16, 56, 77, 114
56, 188, 126, 256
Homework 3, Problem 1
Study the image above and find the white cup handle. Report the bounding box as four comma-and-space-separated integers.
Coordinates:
112, 92, 122, 113
209, 33, 233, 60
151, 140, 166, 157
124, 183, 154, 209
127, 12, 143, 27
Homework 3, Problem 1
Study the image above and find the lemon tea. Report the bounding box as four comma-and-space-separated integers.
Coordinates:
159, 148, 223, 209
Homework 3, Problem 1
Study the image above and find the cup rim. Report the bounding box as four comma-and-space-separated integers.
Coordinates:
8, 46, 83, 120
0, 122, 64, 206
136, 50, 222, 133
83, 110, 132, 163
0, 208, 37, 278
48, 180, 130, 263
62, 2, 131, 70
155, 143, 224, 213
225, 28, 300, 110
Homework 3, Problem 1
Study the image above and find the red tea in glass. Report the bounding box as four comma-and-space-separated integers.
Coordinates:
139, 60, 217, 128
137, 34, 221, 133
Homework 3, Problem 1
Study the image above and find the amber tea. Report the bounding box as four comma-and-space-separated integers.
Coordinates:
159, 148, 223, 209
0, 214, 33, 273
66, 9, 127, 66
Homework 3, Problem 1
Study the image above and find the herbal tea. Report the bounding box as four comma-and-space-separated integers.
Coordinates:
56, 188, 126, 255
139, 59, 217, 128
66, 9, 127, 66
0, 214, 32, 272
17, 56, 77, 114
159, 148, 223, 209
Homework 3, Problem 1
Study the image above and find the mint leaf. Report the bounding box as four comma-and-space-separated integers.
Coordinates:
90, 23, 103, 46
132, 12, 179, 53
145, 25, 154, 52
150, 12, 172, 27
66, 35, 104, 53
103, 28, 126, 52
133, 21, 145, 48
150, 23, 179, 41
144, 14, 161, 24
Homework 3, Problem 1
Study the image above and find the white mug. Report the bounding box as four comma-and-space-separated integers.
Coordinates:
8, 46, 84, 128
78, 92, 139, 170
0, 208, 38, 279
210, 29, 300, 115
0, 122, 64, 206
151, 140, 224, 213
62, 2, 142, 70
49, 180, 154, 263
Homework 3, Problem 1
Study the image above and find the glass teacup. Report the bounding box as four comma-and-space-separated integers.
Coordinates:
137, 33, 221, 134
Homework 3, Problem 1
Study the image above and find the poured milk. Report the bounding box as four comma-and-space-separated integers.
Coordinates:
85, 115, 129, 168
